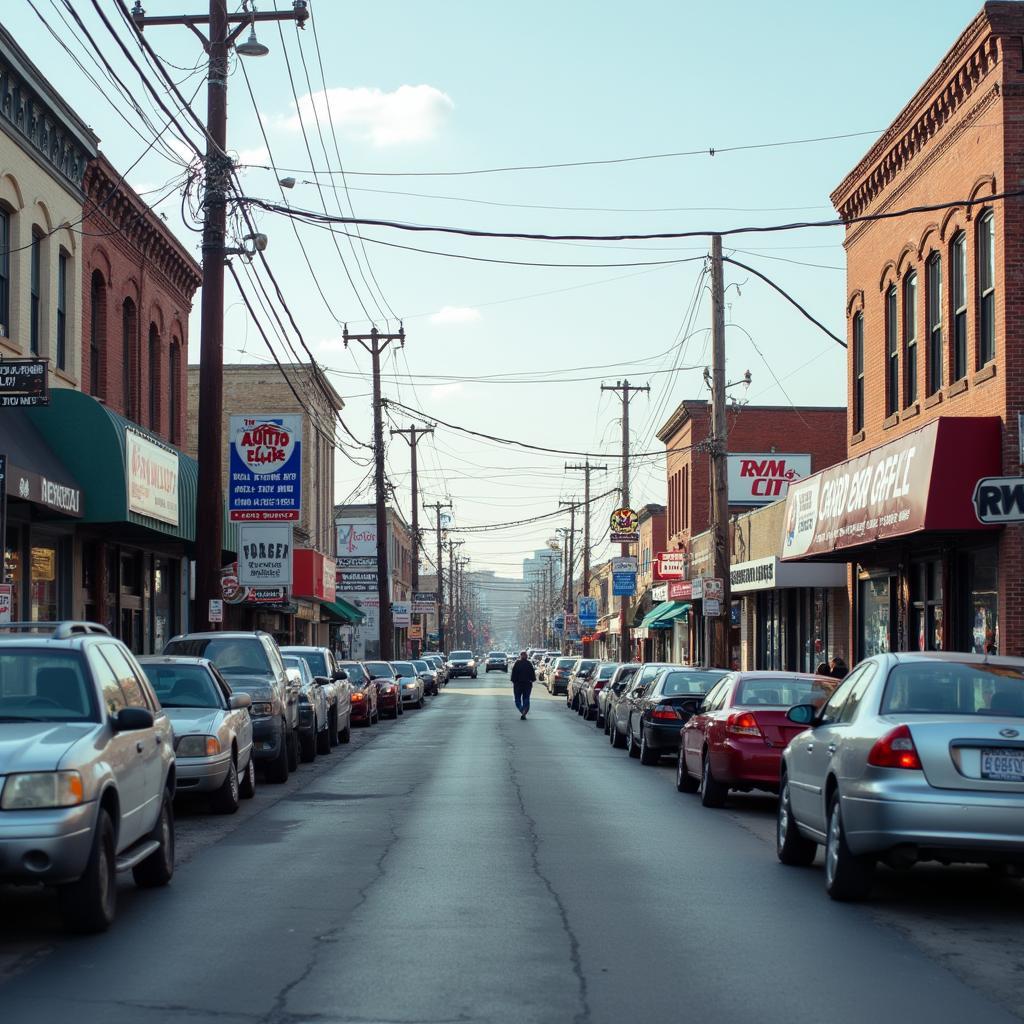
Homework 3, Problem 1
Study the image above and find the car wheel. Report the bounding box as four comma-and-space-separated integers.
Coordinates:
700, 751, 728, 808
300, 724, 317, 763
676, 749, 700, 792
626, 724, 640, 759
417, 697, 425, 709
58, 808, 116, 933
239, 754, 257, 799
339, 718, 352, 743
133, 789, 175, 888
329, 708, 339, 746
211, 758, 241, 814
777, 777, 817, 866
595, 711, 603, 729
639, 731, 660, 765
610, 718, 625, 748
287, 729, 299, 771
316, 721, 332, 755
265, 723, 290, 783
824, 793, 875, 901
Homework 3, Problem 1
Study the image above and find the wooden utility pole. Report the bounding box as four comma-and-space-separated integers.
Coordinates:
565, 461, 607, 598
447, 537, 463, 649
424, 500, 451, 651
709, 235, 731, 669
390, 423, 434, 654
601, 379, 650, 661
344, 326, 406, 659
134, 0, 308, 630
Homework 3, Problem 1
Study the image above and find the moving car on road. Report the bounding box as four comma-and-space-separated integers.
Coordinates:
447, 650, 478, 679
364, 661, 402, 718
486, 651, 509, 672
391, 662, 426, 708
139, 655, 256, 812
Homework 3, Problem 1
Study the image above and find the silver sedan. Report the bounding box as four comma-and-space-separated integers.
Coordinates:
777, 651, 1024, 901
139, 656, 255, 814
390, 661, 425, 708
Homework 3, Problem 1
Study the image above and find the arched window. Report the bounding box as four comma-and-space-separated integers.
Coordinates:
852, 311, 864, 433
885, 284, 898, 417
89, 270, 106, 397
30, 229, 42, 356
122, 298, 138, 419
168, 338, 181, 443
977, 209, 995, 366
148, 323, 160, 431
926, 252, 943, 395
903, 270, 918, 405
55, 249, 69, 372
951, 231, 967, 382
0, 205, 11, 335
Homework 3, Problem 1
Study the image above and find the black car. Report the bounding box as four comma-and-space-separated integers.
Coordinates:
547, 656, 577, 695
580, 662, 618, 721
600, 663, 640, 732
608, 663, 676, 751
447, 650, 478, 679
568, 659, 599, 711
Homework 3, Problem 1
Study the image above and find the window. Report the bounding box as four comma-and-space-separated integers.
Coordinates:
89, 271, 105, 397
100, 644, 150, 709
926, 252, 943, 394
911, 558, 943, 652
837, 665, 876, 724
852, 311, 864, 432
122, 298, 137, 417
168, 339, 180, 442
148, 323, 160, 430
903, 270, 918, 405
0, 206, 9, 333
30, 230, 42, 355
951, 232, 967, 381
56, 249, 68, 370
885, 285, 898, 416
87, 647, 127, 717
977, 209, 995, 366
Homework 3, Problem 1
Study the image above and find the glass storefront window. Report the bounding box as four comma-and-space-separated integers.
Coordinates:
860, 575, 892, 658
4, 525, 22, 621
30, 542, 58, 621
967, 545, 998, 654
911, 558, 943, 651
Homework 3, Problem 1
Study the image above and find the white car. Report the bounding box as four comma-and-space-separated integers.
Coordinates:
390, 661, 426, 708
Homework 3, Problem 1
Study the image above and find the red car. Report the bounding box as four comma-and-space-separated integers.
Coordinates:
362, 661, 403, 719
678, 671, 836, 807
338, 661, 379, 726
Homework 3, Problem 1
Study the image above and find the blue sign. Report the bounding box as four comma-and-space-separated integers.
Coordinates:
229, 414, 303, 522
612, 571, 637, 596
578, 596, 598, 629
552, 613, 565, 631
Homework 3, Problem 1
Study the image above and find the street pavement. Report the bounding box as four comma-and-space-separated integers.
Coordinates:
1, 673, 1022, 1023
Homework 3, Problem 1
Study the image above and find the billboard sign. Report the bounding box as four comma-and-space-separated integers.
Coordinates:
336, 521, 377, 558
412, 591, 438, 614
228, 414, 302, 522
728, 453, 811, 506
612, 571, 637, 596
238, 523, 292, 586
126, 429, 179, 525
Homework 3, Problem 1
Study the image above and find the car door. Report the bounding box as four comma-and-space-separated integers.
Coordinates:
684, 679, 728, 776
328, 651, 352, 729
215, 666, 252, 764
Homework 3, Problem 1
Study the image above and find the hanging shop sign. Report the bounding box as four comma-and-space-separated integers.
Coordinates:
973, 477, 1024, 524
221, 563, 287, 606
668, 578, 701, 601
702, 577, 724, 601
609, 506, 639, 543
577, 595, 598, 629
730, 556, 846, 593
612, 571, 637, 596
409, 623, 424, 640
412, 591, 438, 614
228, 413, 302, 522
126, 429, 179, 526
653, 550, 689, 580
611, 555, 638, 574
728, 453, 811, 506
238, 523, 292, 586
651, 583, 668, 602
337, 569, 378, 593
392, 601, 411, 627
0, 357, 48, 407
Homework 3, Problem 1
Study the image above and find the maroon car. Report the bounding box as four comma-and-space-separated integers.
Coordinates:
338, 661, 379, 726
678, 671, 836, 807
362, 661, 403, 719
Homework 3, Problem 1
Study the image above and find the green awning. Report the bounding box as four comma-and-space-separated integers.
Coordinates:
639, 601, 674, 629
321, 597, 365, 623
639, 600, 689, 629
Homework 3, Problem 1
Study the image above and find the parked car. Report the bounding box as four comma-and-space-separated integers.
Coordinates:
423, 654, 448, 686
679, 671, 835, 801
608, 663, 677, 748
139, 655, 256, 813
391, 661, 426, 708
413, 658, 439, 695
447, 650, 478, 679
0, 622, 175, 932
599, 663, 640, 732
364, 661, 403, 718
778, 652, 1024, 901
280, 644, 353, 745
337, 661, 379, 725
547, 656, 577, 695
283, 657, 331, 763
486, 651, 509, 672
164, 631, 298, 783
581, 662, 618, 721
568, 659, 599, 710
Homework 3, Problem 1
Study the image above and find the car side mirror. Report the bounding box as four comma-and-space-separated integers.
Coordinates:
334, 669, 348, 681
229, 693, 252, 710
112, 706, 154, 732
786, 703, 817, 726
314, 675, 330, 687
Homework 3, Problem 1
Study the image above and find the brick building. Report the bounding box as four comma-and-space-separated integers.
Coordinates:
780, 2, 1024, 659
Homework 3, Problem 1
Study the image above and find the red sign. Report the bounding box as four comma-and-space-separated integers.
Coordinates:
293, 549, 337, 601
654, 551, 688, 580
668, 580, 693, 600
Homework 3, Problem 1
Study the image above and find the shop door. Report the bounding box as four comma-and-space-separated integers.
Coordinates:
120, 608, 142, 653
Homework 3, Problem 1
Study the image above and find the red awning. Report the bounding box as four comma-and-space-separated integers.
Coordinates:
780, 416, 1002, 561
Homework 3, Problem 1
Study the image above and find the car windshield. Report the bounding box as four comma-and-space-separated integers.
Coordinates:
579, 660, 598, 671
164, 637, 271, 677
284, 649, 328, 676
364, 662, 395, 679
142, 663, 222, 709
0, 650, 98, 722
413, 661, 429, 672
598, 665, 616, 679
488, 652, 503, 658
450, 651, 472, 660
881, 662, 1024, 717
735, 675, 835, 707
638, 664, 669, 685
556, 658, 575, 669
392, 662, 415, 676
282, 657, 310, 682
339, 663, 367, 684
661, 670, 727, 695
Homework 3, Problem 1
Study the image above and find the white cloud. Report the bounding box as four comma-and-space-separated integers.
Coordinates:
287, 85, 453, 147
430, 382, 464, 400
317, 336, 347, 352
429, 306, 481, 325
234, 145, 270, 168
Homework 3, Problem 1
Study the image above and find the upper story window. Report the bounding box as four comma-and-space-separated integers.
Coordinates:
56, 249, 68, 372
148, 324, 160, 431
0, 207, 10, 335
904, 270, 918, 405
168, 339, 181, 443
977, 209, 995, 367
89, 270, 106, 398
926, 253, 943, 395
122, 298, 137, 419
885, 284, 898, 417
30, 230, 42, 356
852, 311, 864, 433
951, 232, 967, 382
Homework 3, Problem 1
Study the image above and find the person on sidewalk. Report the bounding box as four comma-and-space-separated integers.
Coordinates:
510, 651, 536, 720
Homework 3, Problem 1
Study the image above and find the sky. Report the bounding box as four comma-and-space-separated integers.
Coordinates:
8, 0, 989, 584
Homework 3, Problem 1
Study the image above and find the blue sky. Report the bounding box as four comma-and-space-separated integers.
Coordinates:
9, 0, 987, 581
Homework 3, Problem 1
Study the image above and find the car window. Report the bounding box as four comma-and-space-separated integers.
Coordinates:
340, 663, 367, 684
662, 670, 729, 696
0, 649, 97, 722
836, 666, 876, 723
735, 675, 837, 708
818, 664, 869, 724
142, 663, 224, 709
101, 644, 151, 709
556, 658, 575, 668
392, 662, 415, 676
364, 662, 395, 679
698, 680, 727, 713
87, 647, 128, 717
165, 637, 272, 677
637, 665, 666, 687
262, 637, 287, 679
285, 649, 328, 677
881, 661, 1024, 717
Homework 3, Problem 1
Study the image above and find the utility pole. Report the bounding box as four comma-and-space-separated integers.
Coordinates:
565, 462, 607, 600
134, 0, 308, 630
390, 423, 434, 655
448, 537, 464, 649
601, 379, 650, 661
344, 326, 405, 659
709, 235, 731, 669
424, 500, 451, 651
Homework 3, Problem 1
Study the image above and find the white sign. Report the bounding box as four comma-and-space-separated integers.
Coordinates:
704, 597, 722, 617
611, 555, 638, 573
702, 577, 724, 601
126, 430, 179, 525
238, 523, 293, 586
731, 557, 777, 593
208, 599, 224, 623
0, 583, 12, 622
337, 520, 378, 558
728, 453, 811, 506
393, 601, 411, 627
651, 583, 668, 602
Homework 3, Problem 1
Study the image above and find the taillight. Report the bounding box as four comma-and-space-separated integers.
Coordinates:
351, 692, 364, 702
651, 704, 681, 721
867, 725, 921, 769
726, 711, 762, 737
594, 681, 606, 691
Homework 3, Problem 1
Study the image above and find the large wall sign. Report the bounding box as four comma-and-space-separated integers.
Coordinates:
728, 453, 811, 506
336, 520, 378, 558
126, 429, 179, 525
238, 523, 292, 586
229, 414, 302, 522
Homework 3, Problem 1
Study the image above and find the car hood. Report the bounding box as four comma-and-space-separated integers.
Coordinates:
396, 675, 419, 684
0, 722, 102, 774
163, 708, 222, 738
450, 659, 472, 665
224, 677, 275, 702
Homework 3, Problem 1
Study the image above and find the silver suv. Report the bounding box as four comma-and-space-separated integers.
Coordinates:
0, 622, 176, 932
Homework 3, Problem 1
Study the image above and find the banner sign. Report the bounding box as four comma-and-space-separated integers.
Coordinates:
653, 550, 688, 580
728, 453, 811, 506
392, 601, 411, 627
337, 570, 378, 593
126, 429, 179, 525
412, 591, 438, 614
229, 414, 302, 522
577, 595, 598, 629
612, 571, 637, 596
238, 523, 292, 586
0, 357, 48, 407
702, 577, 724, 601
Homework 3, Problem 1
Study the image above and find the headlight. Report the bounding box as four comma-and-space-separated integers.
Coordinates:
1, 771, 84, 810
467, 659, 476, 667
250, 701, 273, 717
176, 735, 220, 757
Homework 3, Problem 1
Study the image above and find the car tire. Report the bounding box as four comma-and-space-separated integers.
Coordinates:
329, 708, 339, 747
265, 723, 290, 783
595, 711, 604, 729
239, 754, 257, 799
316, 721, 332, 755
610, 718, 625, 748
777, 777, 816, 866
132, 789, 175, 888
417, 697, 425, 709
700, 751, 728, 808
287, 729, 299, 771
299, 725, 317, 763
639, 731, 660, 765
676, 750, 700, 792
626, 724, 640, 759
58, 808, 116, 933
339, 719, 352, 743
824, 793, 875, 901
211, 758, 241, 814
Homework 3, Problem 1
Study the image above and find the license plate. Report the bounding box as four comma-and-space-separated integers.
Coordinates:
980, 748, 1024, 782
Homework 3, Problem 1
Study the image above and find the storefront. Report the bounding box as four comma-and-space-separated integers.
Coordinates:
780, 416, 1003, 660
293, 548, 340, 648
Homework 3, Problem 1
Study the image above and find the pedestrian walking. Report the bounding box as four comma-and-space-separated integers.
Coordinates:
830, 656, 849, 679
815, 661, 831, 677
510, 651, 536, 719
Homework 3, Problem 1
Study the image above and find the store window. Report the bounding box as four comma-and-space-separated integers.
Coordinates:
152, 556, 176, 653
859, 574, 892, 658
30, 541, 59, 621
965, 545, 998, 654
4, 524, 22, 622
911, 558, 943, 651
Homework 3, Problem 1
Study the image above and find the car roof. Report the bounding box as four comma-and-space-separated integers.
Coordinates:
279, 645, 329, 653
886, 651, 1024, 667
728, 670, 825, 680
169, 631, 271, 641
137, 655, 213, 667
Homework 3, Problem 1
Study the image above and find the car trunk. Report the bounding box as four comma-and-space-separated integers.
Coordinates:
659, 695, 705, 723
739, 708, 808, 748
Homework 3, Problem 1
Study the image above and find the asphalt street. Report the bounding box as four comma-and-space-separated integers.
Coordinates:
1, 673, 1023, 1024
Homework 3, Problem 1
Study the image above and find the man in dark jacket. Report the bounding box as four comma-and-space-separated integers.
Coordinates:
510, 651, 536, 719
